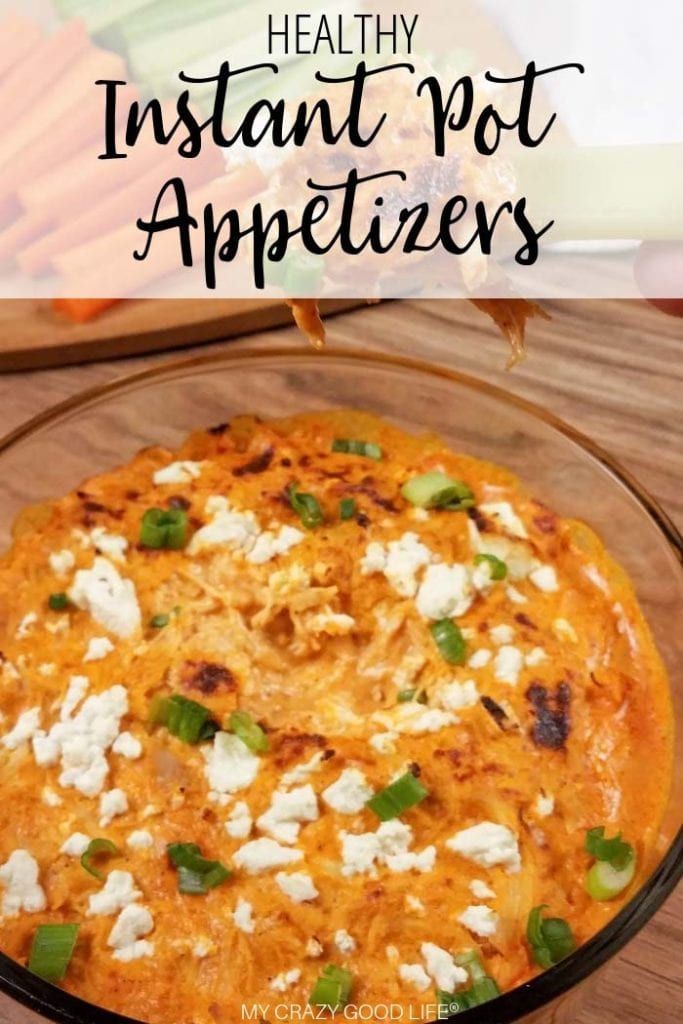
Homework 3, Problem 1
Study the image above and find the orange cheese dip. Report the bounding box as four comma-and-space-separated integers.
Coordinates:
0, 411, 673, 1023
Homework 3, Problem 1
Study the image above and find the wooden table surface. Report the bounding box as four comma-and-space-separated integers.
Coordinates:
0, 298, 681, 1023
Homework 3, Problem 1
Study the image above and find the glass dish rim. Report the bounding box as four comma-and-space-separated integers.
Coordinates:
0, 344, 680, 1024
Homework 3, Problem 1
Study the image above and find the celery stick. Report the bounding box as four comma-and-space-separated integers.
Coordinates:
119, 0, 243, 47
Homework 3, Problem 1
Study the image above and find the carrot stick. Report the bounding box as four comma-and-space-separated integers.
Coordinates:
52, 298, 119, 323
0, 20, 89, 127
0, 13, 43, 79
1, 48, 126, 168
19, 148, 223, 276
56, 165, 267, 294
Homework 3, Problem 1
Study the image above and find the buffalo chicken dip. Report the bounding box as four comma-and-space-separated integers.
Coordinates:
0, 411, 673, 1022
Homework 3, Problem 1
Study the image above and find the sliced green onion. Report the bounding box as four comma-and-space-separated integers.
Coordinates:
140, 507, 188, 550
474, 553, 508, 580
309, 965, 353, 1010
431, 619, 467, 664
167, 842, 231, 894
366, 771, 428, 821
526, 905, 576, 968
437, 989, 471, 1014
288, 483, 324, 530
48, 592, 69, 611
150, 613, 170, 629
397, 688, 427, 704
228, 710, 269, 754
28, 923, 79, 982
80, 838, 120, 881
332, 438, 383, 461
452, 950, 501, 1008
401, 471, 474, 510
585, 827, 635, 871
586, 857, 636, 901
149, 694, 219, 744
339, 498, 357, 521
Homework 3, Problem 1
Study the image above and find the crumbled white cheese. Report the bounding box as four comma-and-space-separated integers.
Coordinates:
469, 878, 495, 899
0, 851, 46, 916
361, 533, 434, 598
112, 731, 142, 760
437, 679, 479, 712
233, 838, 303, 874
369, 731, 398, 755
90, 528, 128, 564
421, 942, 468, 991
490, 623, 515, 645
88, 870, 141, 916
305, 938, 324, 958
493, 645, 524, 686
339, 820, 434, 877
480, 502, 528, 539
468, 649, 492, 669
2, 707, 41, 750
529, 565, 559, 593
233, 897, 255, 934
247, 525, 305, 565
225, 801, 253, 840
505, 584, 528, 605
108, 903, 154, 961
308, 609, 356, 635
60, 676, 89, 721
203, 732, 260, 795
153, 460, 203, 485
405, 894, 425, 913
322, 769, 374, 815
100, 786, 129, 827
534, 793, 555, 817
281, 752, 325, 787
458, 904, 499, 937
60, 833, 91, 857
15, 612, 38, 639
270, 969, 301, 992
32, 685, 129, 797
399, 963, 431, 991
192, 937, 216, 959
275, 871, 319, 903
42, 787, 62, 807
84, 636, 115, 663
127, 830, 154, 850
334, 929, 357, 954
256, 784, 319, 844
49, 549, 75, 576
68, 557, 141, 638
416, 563, 474, 620
189, 497, 260, 555
525, 646, 547, 667
446, 821, 521, 873
373, 703, 455, 735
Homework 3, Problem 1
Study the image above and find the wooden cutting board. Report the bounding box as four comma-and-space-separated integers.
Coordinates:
0, 298, 362, 371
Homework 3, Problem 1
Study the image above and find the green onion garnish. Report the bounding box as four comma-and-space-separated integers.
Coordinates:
149, 694, 219, 744
339, 498, 357, 521
167, 843, 231, 894
474, 553, 508, 580
438, 951, 501, 1012
526, 905, 576, 968
585, 827, 636, 900
228, 710, 269, 754
139, 507, 188, 550
366, 771, 428, 821
150, 613, 170, 629
397, 688, 427, 704
80, 838, 120, 881
48, 593, 69, 611
288, 483, 324, 530
28, 923, 79, 982
401, 471, 474, 510
430, 619, 467, 664
332, 439, 383, 461
309, 965, 354, 1010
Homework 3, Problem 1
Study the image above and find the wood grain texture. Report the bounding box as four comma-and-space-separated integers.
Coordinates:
0, 297, 680, 1023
